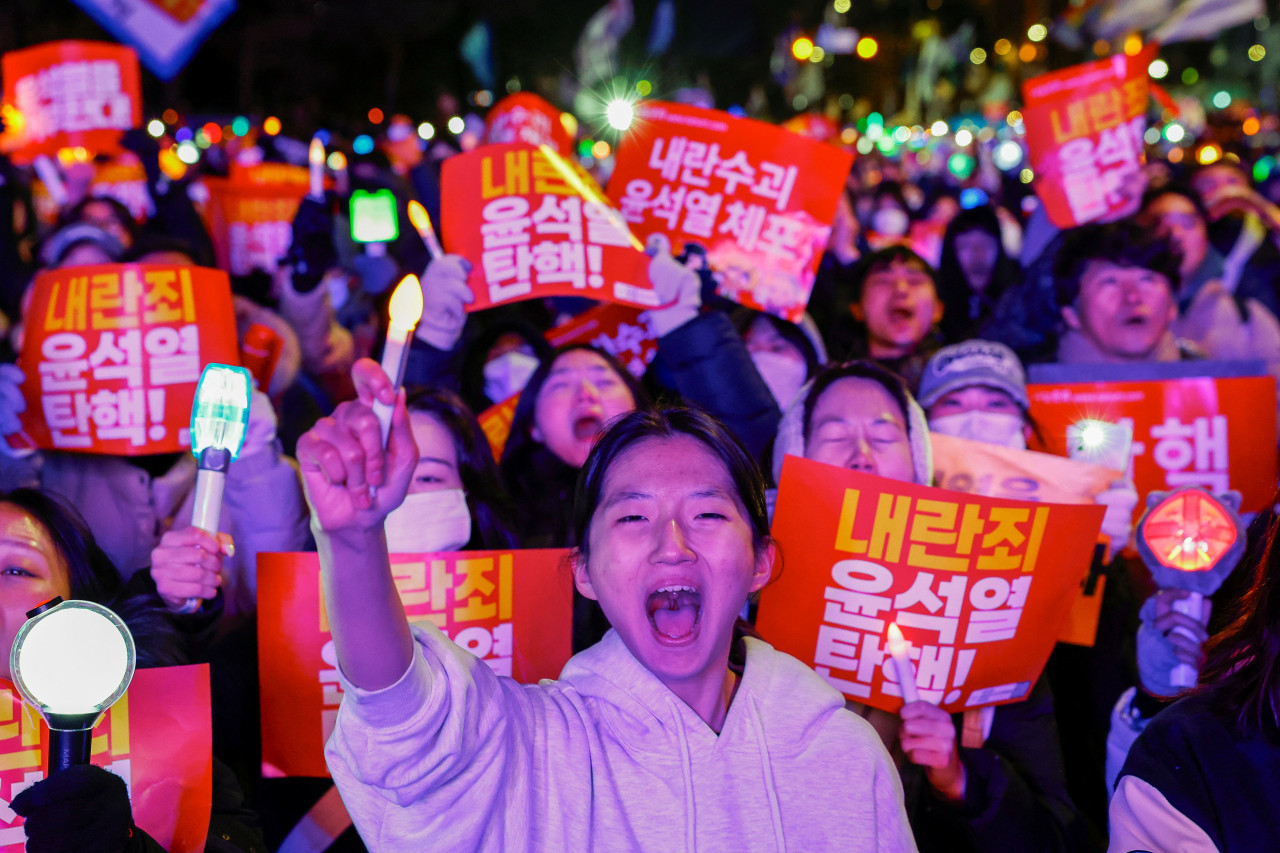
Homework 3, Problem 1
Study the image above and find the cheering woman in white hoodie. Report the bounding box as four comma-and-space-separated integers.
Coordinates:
295, 359, 916, 852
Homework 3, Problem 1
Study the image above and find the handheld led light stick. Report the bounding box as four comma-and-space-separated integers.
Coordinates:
1134, 487, 1245, 689
374, 275, 424, 445
309, 137, 326, 199
1067, 419, 1133, 474
186, 364, 253, 612
886, 622, 921, 704
407, 200, 444, 261
11, 598, 135, 774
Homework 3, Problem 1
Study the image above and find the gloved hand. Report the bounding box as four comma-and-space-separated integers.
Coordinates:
0, 362, 26, 437
284, 196, 338, 293
415, 255, 475, 351
11, 764, 134, 853
150, 525, 233, 611
241, 387, 278, 459
1095, 479, 1138, 555
644, 233, 701, 337
1136, 590, 1211, 698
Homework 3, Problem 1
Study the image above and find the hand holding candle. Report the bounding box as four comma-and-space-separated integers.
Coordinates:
374, 274, 424, 445
309, 137, 326, 199
887, 622, 921, 704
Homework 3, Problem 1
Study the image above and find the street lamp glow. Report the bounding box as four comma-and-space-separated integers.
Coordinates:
1028, 24, 1048, 42
447, 116, 465, 134
856, 37, 879, 59
605, 99, 635, 131
147, 119, 165, 138
418, 122, 435, 140
1164, 123, 1186, 143
1213, 91, 1232, 109
930, 120, 948, 136
970, 48, 987, 64
1148, 59, 1169, 79
955, 128, 973, 147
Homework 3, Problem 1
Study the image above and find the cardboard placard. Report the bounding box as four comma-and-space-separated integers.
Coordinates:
441, 143, 657, 311
756, 457, 1103, 713
931, 433, 1122, 504
90, 158, 154, 222
0, 666, 212, 853
545, 303, 659, 379
16, 264, 239, 455
257, 549, 574, 778
1022, 48, 1154, 228
607, 101, 853, 322
200, 162, 310, 276
1, 41, 141, 164
484, 93, 574, 156
1027, 374, 1278, 516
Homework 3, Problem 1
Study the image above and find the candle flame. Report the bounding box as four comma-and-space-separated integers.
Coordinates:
886, 622, 909, 656
387, 274, 424, 331
407, 200, 433, 237
309, 137, 325, 165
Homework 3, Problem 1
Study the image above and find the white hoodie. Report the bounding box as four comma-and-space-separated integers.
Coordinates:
326, 624, 917, 852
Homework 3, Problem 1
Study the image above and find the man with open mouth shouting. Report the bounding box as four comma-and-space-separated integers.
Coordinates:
298, 363, 915, 852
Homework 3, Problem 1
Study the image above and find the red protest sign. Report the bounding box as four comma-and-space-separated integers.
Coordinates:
756, 457, 1103, 713
545, 303, 659, 379
607, 101, 853, 322
484, 93, 574, 157
0, 665, 212, 853
91, 156, 154, 222
16, 264, 239, 455
441, 143, 657, 312
1021, 47, 1154, 228
200, 162, 310, 275
257, 549, 574, 778
1027, 375, 1278, 516
1, 41, 141, 164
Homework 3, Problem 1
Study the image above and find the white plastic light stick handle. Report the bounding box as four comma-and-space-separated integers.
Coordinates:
181, 468, 227, 613
1170, 591, 1207, 689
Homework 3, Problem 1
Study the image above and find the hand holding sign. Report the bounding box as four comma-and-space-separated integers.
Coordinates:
643, 234, 701, 336
298, 359, 417, 532
416, 255, 475, 351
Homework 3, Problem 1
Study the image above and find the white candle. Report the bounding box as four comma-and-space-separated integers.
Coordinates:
373, 275, 424, 445
886, 622, 920, 704
309, 137, 326, 199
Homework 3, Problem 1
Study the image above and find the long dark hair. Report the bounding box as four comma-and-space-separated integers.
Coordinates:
500, 344, 648, 473
1198, 508, 1280, 740
405, 387, 520, 550
572, 406, 771, 565
936, 205, 1020, 342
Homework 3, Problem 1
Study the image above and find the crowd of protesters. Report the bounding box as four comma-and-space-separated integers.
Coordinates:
0, 80, 1279, 853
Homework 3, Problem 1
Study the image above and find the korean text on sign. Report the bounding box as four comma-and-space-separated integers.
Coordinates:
200, 163, 310, 276
1027, 374, 1278, 518
0, 666, 213, 853
756, 457, 1102, 714
2, 41, 142, 162
257, 550, 574, 778
16, 264, 239, 456
607, 101, 852, 323
441, 143, 658, 312
1021, 47, 1155, 228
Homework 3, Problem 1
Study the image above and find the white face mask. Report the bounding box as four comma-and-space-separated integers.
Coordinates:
751, 351, 808, 409
384, 489, 472, 553
929, 410, 1027, 450
483, 350, 540, 404
872, 207, 910, 237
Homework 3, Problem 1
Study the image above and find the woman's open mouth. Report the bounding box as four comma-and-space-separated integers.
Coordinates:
646, 584, 703, 641
573, 414, 604, 441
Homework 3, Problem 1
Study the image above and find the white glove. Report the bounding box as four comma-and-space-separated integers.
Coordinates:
240, 388, 278, 459
644, 234, 701, 337
1095, 480, 1138, 555
416, 255, 475, 351
0, 363, 26, 437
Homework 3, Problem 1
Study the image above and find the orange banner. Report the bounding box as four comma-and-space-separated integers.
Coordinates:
0, 665, 212, 853
200, 162, 310, 276
1021, 48, 1154, 228
257, 549, 574, 778
478, 394, 519, 461
1027, 375, 1278, 516
1, 41, 141, 164
931, 433, 1121, 504
441, 143, 657, 311
607, 101, 853, 322
15, 263, 239, 455
756, 457, 1103, 713
545, 303, 659, 379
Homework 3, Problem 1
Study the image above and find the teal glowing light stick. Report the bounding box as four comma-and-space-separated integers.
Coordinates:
185, 364, 252, 612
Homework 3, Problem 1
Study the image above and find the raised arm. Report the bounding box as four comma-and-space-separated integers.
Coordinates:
296, 358, 419, 690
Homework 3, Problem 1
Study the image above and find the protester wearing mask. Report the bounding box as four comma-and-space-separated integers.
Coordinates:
1190, 160, 1280, 318
735, 308, 825, 411
769, 359, 1096, 852
457, 319, 553, 415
